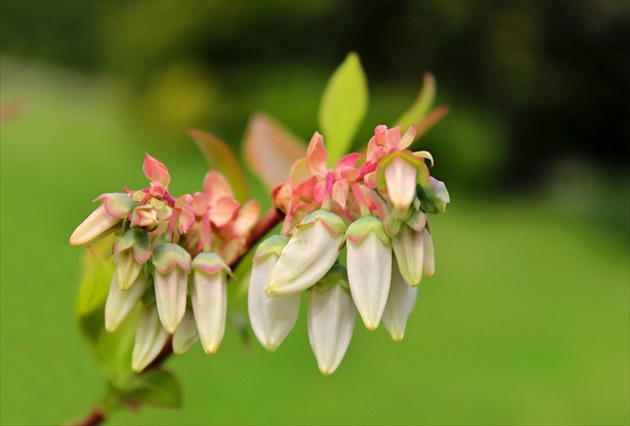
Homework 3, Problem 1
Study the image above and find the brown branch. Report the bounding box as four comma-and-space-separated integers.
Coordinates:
75, 207, 285, 426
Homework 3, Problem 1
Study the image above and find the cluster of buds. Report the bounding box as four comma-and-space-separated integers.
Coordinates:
70, 154, 260, 372
249, 124, 449, 375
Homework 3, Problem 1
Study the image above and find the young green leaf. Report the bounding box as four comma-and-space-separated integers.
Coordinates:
394, 72, 436, 132
319, 52, 368, 165
118, 369, 183, 409
77, 247, 114, 317
188, 129, 250, 203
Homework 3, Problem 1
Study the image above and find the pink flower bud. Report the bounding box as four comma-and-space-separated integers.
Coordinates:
384, 155, 418, 220
130, 205, 159, 232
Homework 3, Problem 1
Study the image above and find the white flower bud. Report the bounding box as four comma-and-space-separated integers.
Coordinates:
152, 243, 192, 334
346, 217, 392, 330
308, 274, 355, 376
70, 193, 134, 246
392, 223, 424, 286
104, 272, 148, 332
172, 309, 198, 355
115, 250, 143, 291
132, 304, 169, 373
248, 236, 300, 351
384, 155, 418, 220
266, 210, 346, 297
191, 253, 229, 355
382, 260, 418, 341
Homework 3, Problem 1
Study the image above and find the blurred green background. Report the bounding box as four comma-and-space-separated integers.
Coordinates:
1, 1, 628, 425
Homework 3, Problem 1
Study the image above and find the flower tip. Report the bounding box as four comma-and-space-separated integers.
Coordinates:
390, 331, 405, 342
202, 344, 219, 355
263, 341, 280, 352
364, 320, 379, 331
318, 364, 336, 376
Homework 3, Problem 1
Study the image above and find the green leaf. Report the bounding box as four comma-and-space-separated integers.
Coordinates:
98, 304, 142, 388
318, 53, 368, 165
118, 369, 183, 409
76, 247, 113, 317
188, 129, 250, 203
394, 72, 436, 132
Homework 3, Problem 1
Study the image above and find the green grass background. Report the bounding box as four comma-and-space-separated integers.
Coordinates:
1, 64, 628, 425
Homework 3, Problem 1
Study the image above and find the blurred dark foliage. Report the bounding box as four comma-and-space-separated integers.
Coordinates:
2, 0, 628, 190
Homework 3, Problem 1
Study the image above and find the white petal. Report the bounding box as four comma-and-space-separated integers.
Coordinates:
191, 270, 227, 355
392, 224, 424, 286
347, 233, 392, 330
248, 255, 300, 351
267, 221, 342, 296
423, 229, 435, 278
132, 304, 169, 372
384, 156, 417, 215
154, 267, 188, 334
116, 250, 143, 290
172, 309, 198, 355
105, 273, 148, 332
308, 284, 355, 375
69, 204, 120, 246
382, 260, 418, 341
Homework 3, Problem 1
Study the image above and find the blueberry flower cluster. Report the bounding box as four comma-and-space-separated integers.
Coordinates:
70, 154, 260, 371
249, 124, 450, 375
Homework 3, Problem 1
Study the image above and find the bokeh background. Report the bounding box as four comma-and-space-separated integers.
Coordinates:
1, 1, 628, 424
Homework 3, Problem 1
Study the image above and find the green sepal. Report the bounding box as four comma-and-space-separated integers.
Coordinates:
101, 193, 136, 219
192, 252, 233, 278
297, 210, 347, 237
252, 235, 289, 262
406, 210, 428, 232
314, 264, 350, 292
417, 178, 450, 214
113, 229, 152, 264
152, 243, 192, 274
383, 213, 403, 238
345, 216, 390, 246
319, 52, 368, 165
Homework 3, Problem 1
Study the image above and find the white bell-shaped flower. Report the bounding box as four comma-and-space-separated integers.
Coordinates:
308, 266, 356, 375
346, 216, 392, 330
70, 193, 134, 246
132, 303, 169, 372
112, 229, 152, 290
382, 259, 418, 341
191, 253, 230, 355
248, 236, 300, 351
105, 272, 149, 332
172, 309, 198, 355
392, 223, 424, 286
266, 210, 346, 297
152, 243, 192, 334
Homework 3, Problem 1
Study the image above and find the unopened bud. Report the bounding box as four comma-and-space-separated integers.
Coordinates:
191, 253, 230, 355
152, 243, 191, 334
308, 267, 356, 375
382, 260, 418, 341
69, 193, 134, 246
266, 210, 346, 297
132, 303, 169, 372
346, 216, 392, 330
248, 236, 300, 351
172, 309, 198, 355
417, 177, 450, 214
